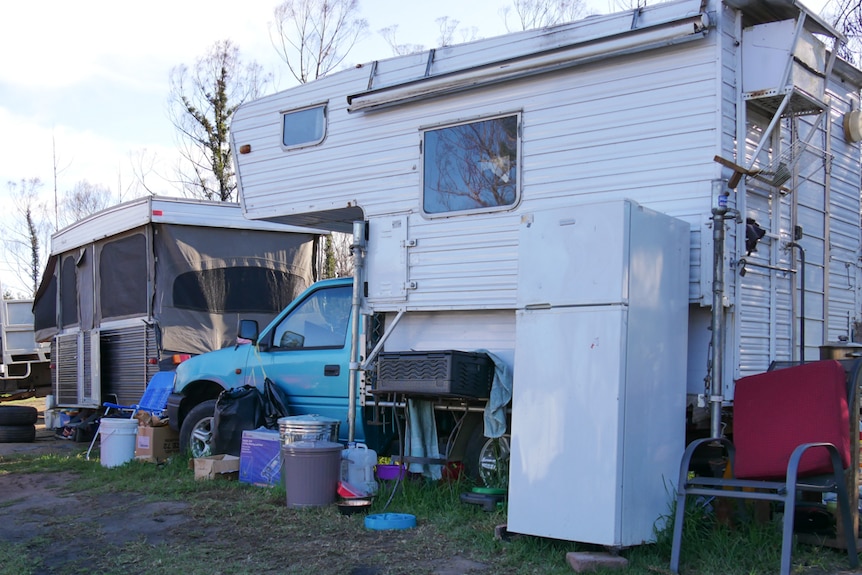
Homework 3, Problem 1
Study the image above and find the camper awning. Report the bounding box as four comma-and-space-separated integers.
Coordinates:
347, 2, 709, 113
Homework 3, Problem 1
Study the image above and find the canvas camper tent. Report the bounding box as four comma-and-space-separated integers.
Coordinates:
228, 0, 862, 547
32, 196, 321, 409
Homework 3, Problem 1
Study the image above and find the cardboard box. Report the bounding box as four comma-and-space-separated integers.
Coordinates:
135, 425, 180, 462
239, 428, 282, 487
193, 454, 240, 480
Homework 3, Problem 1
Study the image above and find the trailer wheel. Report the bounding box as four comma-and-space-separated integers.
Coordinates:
0, 424, 36, 443
0, 405, 38, 426
179, 399, 217, 458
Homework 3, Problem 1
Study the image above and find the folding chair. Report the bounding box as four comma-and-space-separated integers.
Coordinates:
102, 371, 175, 419
85, 371, 176, 460
670, 359, 859, 575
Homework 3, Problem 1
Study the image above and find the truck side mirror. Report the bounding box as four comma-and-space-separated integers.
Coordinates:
237, 319, 259, 344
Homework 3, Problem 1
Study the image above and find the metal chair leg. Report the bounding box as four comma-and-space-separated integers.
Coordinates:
670, 491, 686, 573
835, 471, 859, 568
779, 487, 796, 575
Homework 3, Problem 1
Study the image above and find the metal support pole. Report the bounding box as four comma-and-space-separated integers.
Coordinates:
710, 193, 729, 439
787, 242, 806, 362
347, 221, 366, 442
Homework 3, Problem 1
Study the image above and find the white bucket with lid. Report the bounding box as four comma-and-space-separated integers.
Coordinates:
99, 418, 139, 468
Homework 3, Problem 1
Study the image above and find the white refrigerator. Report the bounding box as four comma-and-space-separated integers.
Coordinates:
507, 199, 689, 547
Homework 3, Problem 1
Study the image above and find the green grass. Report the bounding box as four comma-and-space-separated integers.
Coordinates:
0, 451, 858, 575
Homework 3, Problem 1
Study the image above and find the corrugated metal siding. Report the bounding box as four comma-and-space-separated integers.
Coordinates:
101, 325, 159, 407
52, 331, 99, 407
734, 75, 861, 380
236, 35, 720, 311
736, 111, 797, 376
825, 95, 862, 343
53, 334, 78, 405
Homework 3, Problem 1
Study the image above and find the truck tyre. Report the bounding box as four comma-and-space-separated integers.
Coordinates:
0, 405, 38, 426
0, 424, 36, 443
464, 427, 510, 488
180, 399, 217, 458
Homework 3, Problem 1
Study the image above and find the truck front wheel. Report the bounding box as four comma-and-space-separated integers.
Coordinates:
179, 399, 217, 458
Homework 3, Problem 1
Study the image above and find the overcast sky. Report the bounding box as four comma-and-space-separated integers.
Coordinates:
0, 0, 834, 294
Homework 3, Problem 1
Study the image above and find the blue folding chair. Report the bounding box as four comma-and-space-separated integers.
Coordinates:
102, 371, 175, 419
86, 372, 176, 460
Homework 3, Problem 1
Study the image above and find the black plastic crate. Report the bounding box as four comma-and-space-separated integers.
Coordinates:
375, 350, 494, 398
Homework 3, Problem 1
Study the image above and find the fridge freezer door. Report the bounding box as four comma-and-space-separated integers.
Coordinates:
517, 201, 630, 308
508, 306, 626, 545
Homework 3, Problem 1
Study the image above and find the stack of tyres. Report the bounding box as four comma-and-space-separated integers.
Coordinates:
0, 405, 37, 443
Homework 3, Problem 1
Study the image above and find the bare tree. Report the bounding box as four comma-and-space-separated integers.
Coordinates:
501, 0, 586, 31
58, 180, 114, 228
271, 0, 369, 83
169, 39, 271, 201
831, 0, 862, 65
3, 179, 50, 297
380, 17, 479, 57
379, 25, 426, 56
435, 17, 479, 47
128, 149, 162, 197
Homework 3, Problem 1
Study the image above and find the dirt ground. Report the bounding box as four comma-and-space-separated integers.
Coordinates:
0, 399, 491, 575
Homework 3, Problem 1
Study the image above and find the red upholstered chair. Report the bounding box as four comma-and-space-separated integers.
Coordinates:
670, 359, 859, 575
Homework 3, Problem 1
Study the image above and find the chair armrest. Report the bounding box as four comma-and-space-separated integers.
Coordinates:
786, 442, 846, 485
679, 437, 736, 487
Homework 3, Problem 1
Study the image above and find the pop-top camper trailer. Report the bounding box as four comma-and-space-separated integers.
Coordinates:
167, 0, 862, 548
32, 196, 322, 410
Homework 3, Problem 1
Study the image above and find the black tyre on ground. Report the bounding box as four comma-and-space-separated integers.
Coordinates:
0, 424, 36, 443
0, 405, 38, 426
179, 399, 217, 458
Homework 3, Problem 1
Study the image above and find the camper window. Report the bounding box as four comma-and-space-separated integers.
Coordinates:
422, 114, 520, 215
60, 255, 78, 327
282, 104, 327, 149
172, 267, 297, 314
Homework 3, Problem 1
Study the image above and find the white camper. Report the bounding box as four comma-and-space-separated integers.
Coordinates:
229, 0, 862, 547
32, 196, 322, 410
0, 283, 51, 401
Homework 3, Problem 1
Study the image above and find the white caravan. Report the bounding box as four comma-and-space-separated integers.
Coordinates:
228, 0, 862, 548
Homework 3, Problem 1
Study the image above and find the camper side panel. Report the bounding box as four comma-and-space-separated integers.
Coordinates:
235, 35, 721, 311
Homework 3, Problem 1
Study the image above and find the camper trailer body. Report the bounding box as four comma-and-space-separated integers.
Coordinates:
217, 0, 862, 547
33, 196, 321, 410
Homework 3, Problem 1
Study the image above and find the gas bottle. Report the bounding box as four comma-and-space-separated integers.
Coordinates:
341, 442, 379, 495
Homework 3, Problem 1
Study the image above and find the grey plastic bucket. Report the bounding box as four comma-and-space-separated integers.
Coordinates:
281, 440, 344, 508
277, 414, 340, 445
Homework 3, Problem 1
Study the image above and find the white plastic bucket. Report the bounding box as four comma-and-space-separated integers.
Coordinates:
99, 418, 139, 468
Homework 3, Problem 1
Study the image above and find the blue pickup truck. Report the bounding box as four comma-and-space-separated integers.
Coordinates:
166, 277, 376, 454
166, 277, 502, 480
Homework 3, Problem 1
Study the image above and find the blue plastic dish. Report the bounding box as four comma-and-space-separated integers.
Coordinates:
364, 513, 417, 531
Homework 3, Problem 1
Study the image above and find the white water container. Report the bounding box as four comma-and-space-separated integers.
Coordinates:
99, 418, 139, 468
341, 442, 378, 495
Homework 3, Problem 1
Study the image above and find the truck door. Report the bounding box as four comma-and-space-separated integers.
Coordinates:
250, 283, 354, 440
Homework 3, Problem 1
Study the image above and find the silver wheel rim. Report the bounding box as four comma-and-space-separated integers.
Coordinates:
189, 416, 214, 458
479, 435, 510, 489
